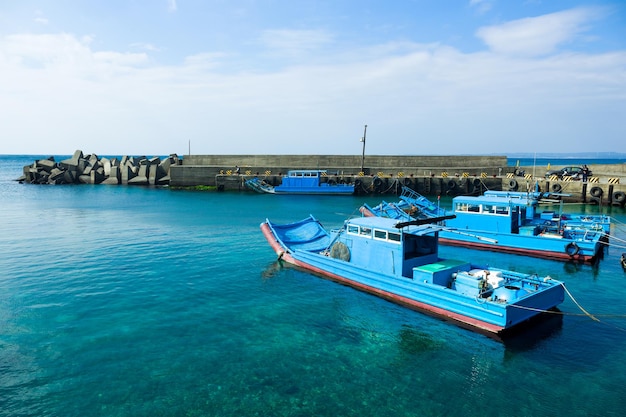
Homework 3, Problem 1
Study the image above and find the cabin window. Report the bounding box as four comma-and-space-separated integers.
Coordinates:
347, 225, 359, 235
456, 202, 481, 212
359, 227, 372, 237
374, 229, 387, 240
495, 206, 509, 215
388, 232, 401, 242
481, 204, 509, 215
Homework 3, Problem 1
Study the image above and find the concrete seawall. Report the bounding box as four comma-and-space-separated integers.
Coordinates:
170, 155, 625, 206
170, 154, 508, 187
17, 152, 626, 206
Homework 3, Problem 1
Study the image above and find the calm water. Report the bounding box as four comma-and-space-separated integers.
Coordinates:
2, 155, 626, 417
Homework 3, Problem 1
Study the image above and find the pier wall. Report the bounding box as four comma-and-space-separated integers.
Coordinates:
18, 151, 625, 206
170, 155, 508, 187
170, 156, 626, 206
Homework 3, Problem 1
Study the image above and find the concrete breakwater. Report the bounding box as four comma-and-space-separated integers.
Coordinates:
171, 154, 625, 205
171, 154, 508, 195
18, 150, 179, 185
16, 151, 626, 206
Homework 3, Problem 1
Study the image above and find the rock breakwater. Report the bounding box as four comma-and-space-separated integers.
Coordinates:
17, 150, 179, 185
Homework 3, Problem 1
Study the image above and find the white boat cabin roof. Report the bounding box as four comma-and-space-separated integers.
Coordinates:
286, 170, 326, 177
452, 194, 537, 208
346, 216, 443, 237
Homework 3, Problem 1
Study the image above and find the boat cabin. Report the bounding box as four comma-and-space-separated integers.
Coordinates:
336, 217, 447, 278
448, 195, 527, 234
271, 169, 354, 194
277, 170, 326, 188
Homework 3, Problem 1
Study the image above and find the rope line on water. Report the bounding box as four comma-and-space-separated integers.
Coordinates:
509, 283, 626, 321
561, 283, 600, 321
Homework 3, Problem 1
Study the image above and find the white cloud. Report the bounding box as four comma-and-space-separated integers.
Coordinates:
476, 7, 603, 57
0, 22, 624, 156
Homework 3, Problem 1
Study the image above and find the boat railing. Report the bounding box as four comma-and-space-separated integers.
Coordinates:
564, 227, 603, 242
400, 186, 423, 202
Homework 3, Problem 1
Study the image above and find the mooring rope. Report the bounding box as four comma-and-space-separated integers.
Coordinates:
600, 232, 626, 250
508, 282, 626, 332
561, 283, 600, 321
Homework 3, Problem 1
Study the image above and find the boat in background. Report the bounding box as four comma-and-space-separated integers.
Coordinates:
246, 170, 355, 195
440, 193, 606, 263
360, 186, 449, 220
482, 189, 611, 234
261, 214, 565, 334
361, 186, 609, 263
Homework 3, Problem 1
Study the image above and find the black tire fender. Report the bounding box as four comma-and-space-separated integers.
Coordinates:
613, 191, 626, 203
565, 242, 579, 256
590, 186, 603, 198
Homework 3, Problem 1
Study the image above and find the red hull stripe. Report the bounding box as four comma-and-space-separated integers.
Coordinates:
293, 259, 504, 333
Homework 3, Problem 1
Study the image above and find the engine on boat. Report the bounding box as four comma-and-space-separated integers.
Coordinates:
452, 269, 506, 298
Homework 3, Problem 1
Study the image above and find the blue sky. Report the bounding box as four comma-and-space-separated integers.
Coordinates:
1, 1, 625, 156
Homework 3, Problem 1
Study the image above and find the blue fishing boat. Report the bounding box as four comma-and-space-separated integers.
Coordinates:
360, 186, 448, 220
362, 187, 609, 263
440, 193, 606, 263
482, 189, 611, 234
261, 214, 565, 334
246, 170, 354, 195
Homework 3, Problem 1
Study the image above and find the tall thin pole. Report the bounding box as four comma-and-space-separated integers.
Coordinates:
360, 124, 367, 173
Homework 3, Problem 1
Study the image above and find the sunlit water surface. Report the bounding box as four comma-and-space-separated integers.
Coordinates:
1, 155, 625, 417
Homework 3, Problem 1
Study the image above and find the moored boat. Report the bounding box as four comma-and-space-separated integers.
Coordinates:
483, 189, 611, 234
362, 187, 609, 263
440, 193, 606, 263
246, 170, 355, 195
260, 214, 565, 334
360, 186, 449, 220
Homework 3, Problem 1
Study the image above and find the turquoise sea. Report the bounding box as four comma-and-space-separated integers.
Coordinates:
2, 155, 626, 417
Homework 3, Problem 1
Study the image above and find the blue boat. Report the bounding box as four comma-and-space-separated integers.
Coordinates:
482, 189, 611, 234
246, 170, 354, 195
261, 214, 565, 334
440, 193, 607, 263
362, 187, 609, 263
360, 186, 448, 220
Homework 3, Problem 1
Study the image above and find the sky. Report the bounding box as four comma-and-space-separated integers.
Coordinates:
1, 0, 625, 157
